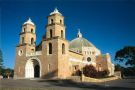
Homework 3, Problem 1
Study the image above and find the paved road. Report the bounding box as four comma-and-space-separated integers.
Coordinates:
0, 78, 135, 90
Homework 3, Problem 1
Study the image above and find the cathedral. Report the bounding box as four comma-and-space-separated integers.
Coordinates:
14, 8, 114, 79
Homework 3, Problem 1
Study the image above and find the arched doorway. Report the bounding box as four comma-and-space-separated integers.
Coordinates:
25, 59, 41, 78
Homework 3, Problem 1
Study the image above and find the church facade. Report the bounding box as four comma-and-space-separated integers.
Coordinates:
14, 8, 114, 79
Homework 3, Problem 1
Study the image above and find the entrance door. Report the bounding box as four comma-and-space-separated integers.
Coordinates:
34, 65, 40, 77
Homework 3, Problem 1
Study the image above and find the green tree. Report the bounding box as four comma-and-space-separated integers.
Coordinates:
0, 49, 3, 75
115, 46, 135, 67
115, 46, 135, 76
2, 68, 14, 78
115, 64, 123, 71
4, 68, 14, 78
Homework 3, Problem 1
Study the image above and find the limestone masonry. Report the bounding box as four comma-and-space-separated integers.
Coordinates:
14, 8, 114, 79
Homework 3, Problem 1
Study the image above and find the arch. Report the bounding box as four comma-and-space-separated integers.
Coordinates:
61, 30, 64, 38
60, 19, 62, 24
31, 38, 34, 44
62, 43, 65, 54
18, 49, 23, 56
87, 57, 91, 62
50, 29, 53, 38
31, 28, 34, 33
51, 19, 53, 24
92, 51, 95, 55
25, 57, 42, 78
49, 43, 52, 54
23, 28, 26, 32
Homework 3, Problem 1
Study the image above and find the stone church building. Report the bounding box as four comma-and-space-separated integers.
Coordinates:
14, 8, 114, 79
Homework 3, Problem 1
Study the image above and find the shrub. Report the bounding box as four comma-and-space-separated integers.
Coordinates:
83, 65, 97, 78
83, 65, 109, 78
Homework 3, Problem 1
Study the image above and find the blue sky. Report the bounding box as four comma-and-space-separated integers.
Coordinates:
0, 0, 135, 69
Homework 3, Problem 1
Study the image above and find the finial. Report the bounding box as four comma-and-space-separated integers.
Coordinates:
77, 28, 82, 38
54, 7, 59, 13
28, 17, 32, 22
78, 28, 80, 33
54, 7, 58, 11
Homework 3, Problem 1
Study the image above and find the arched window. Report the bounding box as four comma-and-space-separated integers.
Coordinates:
60, 19, 62, 24
49, 43, 52, 54
87, 57, 91, 62
50, 29, 52, 38
31, 28, 34, 33
31, 49, 34, 52
90, 51, 91, 55
22, 37, 24, 44
18, 50, 23, 56
51, 19, 53, 24
62, 43, 65, 54
23, 28, 26, 32
31, 38, 34, 44
61, 30, 63, 38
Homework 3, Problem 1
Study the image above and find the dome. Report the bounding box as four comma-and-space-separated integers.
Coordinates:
23, 18, 35, 26
69, 37, 95, 50
50, 8, 62, 15
69, 30, 95, 52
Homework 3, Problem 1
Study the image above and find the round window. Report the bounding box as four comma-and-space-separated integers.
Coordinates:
18, 50, 23, 56
87, 57, 91, 62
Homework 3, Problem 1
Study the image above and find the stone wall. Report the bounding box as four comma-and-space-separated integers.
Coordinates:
82, 75, 119, 83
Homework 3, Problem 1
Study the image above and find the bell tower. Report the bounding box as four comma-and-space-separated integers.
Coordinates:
42, 8, 70, 79
20, 18, 36, 52
14, 18, 36, 79
46, 8, 65, 39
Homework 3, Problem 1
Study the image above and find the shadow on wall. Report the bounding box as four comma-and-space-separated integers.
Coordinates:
41, 69, 58, 79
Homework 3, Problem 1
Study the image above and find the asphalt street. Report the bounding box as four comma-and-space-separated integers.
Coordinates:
0, 78, 135, 90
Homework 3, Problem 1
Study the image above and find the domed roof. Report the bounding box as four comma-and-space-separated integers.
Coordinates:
50, 8, 62, 15
69, 29, 95, 51
23, 18, 35, 26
